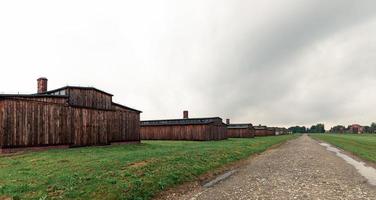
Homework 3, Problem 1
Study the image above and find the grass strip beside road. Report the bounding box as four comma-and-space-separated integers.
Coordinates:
310, 134, 376, 163
0, 135, 297, 200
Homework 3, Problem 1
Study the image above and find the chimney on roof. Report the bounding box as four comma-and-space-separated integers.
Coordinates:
226, 119, 230, 125
183, 110, 189, 119
37, 77, 48, 94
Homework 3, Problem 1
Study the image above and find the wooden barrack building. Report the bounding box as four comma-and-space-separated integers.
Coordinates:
226, 119, 255, 138
141, 111, 227, 141
273, 127, 289, 135
254, 125, 275, 137
0, 78, 141, 152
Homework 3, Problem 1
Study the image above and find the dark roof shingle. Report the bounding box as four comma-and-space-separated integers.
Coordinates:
41, 86, 113, 96
141, 117, 223, 126
227, 123, 252, 129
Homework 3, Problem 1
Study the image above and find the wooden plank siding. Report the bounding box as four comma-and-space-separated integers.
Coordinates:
267, 128, 276, 136
254, 129, 275, 137
141, 123, 227, 141
254, 130, 268, 137
0, 101, 4, 147
24, 97, 68, 104
208, 121, 227, 140
71, 108, 109, 147
0, 99, 140, 148
67, 88, 112, 110
0, 99, 71, 147
109, 109, 140, 142
0, 96, 68, 104
227, 128, 255, 138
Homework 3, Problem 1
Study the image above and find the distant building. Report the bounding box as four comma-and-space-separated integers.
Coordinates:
267, 127, 276, 136
254, 125, 275, 137
273, 127, 289, 135
140, 111, 227, 141
226, 119, 255, 138
347, 124, 364, 134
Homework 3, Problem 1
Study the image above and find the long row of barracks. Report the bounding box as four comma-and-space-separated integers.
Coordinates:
0, 78, 288, 152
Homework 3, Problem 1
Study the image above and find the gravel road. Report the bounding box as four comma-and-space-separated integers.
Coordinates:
162, 135, 376, 200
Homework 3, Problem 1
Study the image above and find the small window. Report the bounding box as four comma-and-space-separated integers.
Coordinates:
56, 90, 66, 95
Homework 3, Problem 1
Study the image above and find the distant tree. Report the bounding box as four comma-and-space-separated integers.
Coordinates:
370, 122, 376, 133
363, 126, 371, 133
309, 124, 325, 133
288, 126, 307, 133
330, 125, 346, 133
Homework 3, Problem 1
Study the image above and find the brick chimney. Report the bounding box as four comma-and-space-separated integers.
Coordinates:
183, 110, 189, 119
37, 77, 48, 94
226, 119, 230, 125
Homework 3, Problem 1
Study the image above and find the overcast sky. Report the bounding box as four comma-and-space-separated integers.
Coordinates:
1, 0, 376, 128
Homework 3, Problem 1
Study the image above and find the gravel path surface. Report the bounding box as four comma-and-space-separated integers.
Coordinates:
163, 135, 376, 200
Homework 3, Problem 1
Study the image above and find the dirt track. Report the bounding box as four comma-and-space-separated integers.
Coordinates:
161, 135, 376, 200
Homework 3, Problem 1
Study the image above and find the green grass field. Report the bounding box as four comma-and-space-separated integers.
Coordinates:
310, 134, 376, 163
0, 135, 296, 200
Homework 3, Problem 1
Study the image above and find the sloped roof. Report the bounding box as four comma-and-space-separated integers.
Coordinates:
112, 102, 142, 113
254, 125, 268, 130
0, 94, 68, 99
227, 123, 252, 129
41, 86, 113, 96
141, 117, 223, 126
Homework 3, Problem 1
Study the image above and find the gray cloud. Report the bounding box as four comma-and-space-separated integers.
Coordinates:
189, 1, 376, 127
0, 0, 375, 128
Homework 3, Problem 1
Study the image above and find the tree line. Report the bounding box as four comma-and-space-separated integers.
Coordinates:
288, 123, 376, 134
288, 124, 325, 133
329, 123, 376, 134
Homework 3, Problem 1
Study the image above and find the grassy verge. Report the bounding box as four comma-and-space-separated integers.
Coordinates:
0, 135, 296, 200
310, 134, 376, 163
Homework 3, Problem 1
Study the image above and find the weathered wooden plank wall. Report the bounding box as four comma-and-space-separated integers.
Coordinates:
267, 129, 276, 136
0, 99, 140, 148
255, 130, 268, 137
0, 102, 4, 147
142, 125, 201, 140
0, 100, 71, 147
68, 88, 112, 110
110, 110, 140, 142
208, 124, 227, 140
227, 128, 255, 138
141, 123, 227, 141
3, 96, 68, 104
254, 129, 275, 137
71, 108, 108, 147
